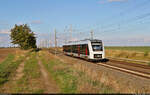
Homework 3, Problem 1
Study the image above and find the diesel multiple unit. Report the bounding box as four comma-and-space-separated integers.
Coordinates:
63, 39, 105, 61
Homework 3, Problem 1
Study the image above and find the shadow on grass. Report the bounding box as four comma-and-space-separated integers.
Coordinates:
30, 48, 42, 52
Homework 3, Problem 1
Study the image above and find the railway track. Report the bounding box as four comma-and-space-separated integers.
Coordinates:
48, 49, 150, 79
98, 62, 150, 79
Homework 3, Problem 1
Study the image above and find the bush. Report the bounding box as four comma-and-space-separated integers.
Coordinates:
10, 24, 37, 50
144, 52, 149, 57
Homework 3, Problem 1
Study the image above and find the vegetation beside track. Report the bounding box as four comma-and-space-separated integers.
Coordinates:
39, 51, 77, 93
1, 48, 149, 93
105, 46, 150, 65
39, 51, 115, 94
105, 46, 150, 53
0, 53, 26, 85
13, 52, 45, 93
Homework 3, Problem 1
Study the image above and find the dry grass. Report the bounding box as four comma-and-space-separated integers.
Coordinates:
12, 52, 45, 93
0, 48, 17, 63
105, 50, 150, 62
0, 48, 27, 63
39, 51, 115, 94
73, 63, 115, 93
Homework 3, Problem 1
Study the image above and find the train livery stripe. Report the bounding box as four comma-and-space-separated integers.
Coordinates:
86, 45, 88, 56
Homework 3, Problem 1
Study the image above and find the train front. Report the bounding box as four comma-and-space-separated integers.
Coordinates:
89, 40, 105, 61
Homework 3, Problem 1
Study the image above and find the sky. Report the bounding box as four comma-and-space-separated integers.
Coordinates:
0, 0, 150, 47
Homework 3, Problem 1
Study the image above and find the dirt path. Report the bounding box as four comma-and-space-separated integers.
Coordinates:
14, 63, 24, 80
14, 56, 30, 81
38, 60, 60, 93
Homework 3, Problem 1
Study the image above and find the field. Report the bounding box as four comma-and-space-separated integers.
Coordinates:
0, 47, 150, 94
105, 46, 150, 65
0, 48, 116, 94
105, 46, 150, 53
0, 48, 18, 63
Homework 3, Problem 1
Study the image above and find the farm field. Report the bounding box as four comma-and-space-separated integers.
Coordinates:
105, 46, 150, 65
0, 48, 19, 63
0, 48, 116, 94
0, 48, 150, 94
105, 46, 150, 53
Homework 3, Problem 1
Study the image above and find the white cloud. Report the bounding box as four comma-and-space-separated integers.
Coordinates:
0, 37, 3, 41
17, 22, 23, 25
98, 0, 128, 4
0, 35, 11, 47
16, 20, 42, 25
31, 20, 42, 24
108, 0, 127, 2
0, 29, 10, 34
0, 22, 9, 26
102, 36, 150, 46
144, 38, 150, 43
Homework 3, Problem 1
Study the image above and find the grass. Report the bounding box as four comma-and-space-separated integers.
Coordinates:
23, 53, 40, 79
105, 46, 150, 53
13, 52, 44, 93
39, 51, 115, 94
105, 46, 150, 64
77, 71, 115, 93
147, 62, 150, 66
144, 51, 149, 57
0, 54, 25, 85
40, 54, 77, 93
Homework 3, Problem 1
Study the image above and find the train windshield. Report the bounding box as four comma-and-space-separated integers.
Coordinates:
91, 42, 103, 51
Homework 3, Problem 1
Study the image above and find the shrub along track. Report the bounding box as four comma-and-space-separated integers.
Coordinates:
49, 48, 150, 80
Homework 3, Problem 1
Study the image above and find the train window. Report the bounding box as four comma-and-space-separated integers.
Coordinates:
91, 42, 103, 51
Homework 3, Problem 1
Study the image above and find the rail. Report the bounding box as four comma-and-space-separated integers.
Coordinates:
107, 56, 150, 63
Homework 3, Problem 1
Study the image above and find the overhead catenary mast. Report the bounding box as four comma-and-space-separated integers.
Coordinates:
90, 29, 94, 40
70, 24, 72, 41
64, 26, 67, 44
54, 29, 57, 56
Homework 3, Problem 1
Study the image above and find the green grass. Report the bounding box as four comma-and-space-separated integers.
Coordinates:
13, 52, 45, 93
105, 46, 150, 53
23, 53, 40, 79
0, 54, 25, 85
147, 62, 150, 66
40, 55, 77, 93
39, 51, 115, 94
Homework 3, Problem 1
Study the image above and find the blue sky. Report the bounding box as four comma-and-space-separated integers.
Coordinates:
0, 0, 150, 47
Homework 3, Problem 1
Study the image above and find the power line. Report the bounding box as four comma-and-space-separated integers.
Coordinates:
71, 0, 150, 34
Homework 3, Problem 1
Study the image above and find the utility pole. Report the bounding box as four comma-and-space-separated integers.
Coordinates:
64, 26, 67, 44
91, 30, 94, 40
46, 39, 48, 48
54, 29, 57, 56
70, 24, 72, 41
49, 33, 51, 48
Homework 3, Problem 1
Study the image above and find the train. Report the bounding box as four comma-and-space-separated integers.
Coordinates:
63, 39, 105, 61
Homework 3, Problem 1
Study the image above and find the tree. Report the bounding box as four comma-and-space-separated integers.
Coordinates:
10, 24, 37, 50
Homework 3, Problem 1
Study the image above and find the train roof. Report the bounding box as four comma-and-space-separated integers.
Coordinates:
64, 39, 102, 46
